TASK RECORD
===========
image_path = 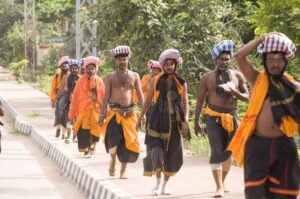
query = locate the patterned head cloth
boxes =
[111,45,131,58]
[158,49,183,66]
[58,56,70,66]
[83,56,100,69]
[147,60,162,70]
[211,40,234,61]
[68,59,83,68]
[257,33,296,60]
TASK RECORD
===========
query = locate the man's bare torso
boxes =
[107,70,137,106]
[205,69,240,110]
[252,73,284,137]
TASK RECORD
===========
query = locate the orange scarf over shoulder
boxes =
[228,71,298,166]
[49,73,62,101]
[68,74,105,120]
[133,75,151,103]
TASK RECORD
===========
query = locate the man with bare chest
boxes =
[228,33,300,199]
[194,40,249,198]
[99,45,144,179]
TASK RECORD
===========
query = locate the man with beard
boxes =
[228,33,300,199]
[194,40,249,198]
[137,49,189,195]
[99,45,144,179]
[50,55,69,138]
[55,59,82,143]
[69,56,105,157]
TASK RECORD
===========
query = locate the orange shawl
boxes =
[133,75,151,103]
[228,71,298,166]
[68,74,105,120]
[49,73,62,101]
[73,108,102,137]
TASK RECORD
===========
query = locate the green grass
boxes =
[26,111,40,118]
[11,130,23,136]
[184,99,211,157]
[37,75,52,95]
[183,133,211,157]
[183,119,211,157]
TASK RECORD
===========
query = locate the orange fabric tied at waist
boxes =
[73,107,102,137]
[49,73,62,101]
[100,110,140,153]
[205,106,234,133]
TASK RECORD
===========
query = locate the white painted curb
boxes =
[0,95,134,199]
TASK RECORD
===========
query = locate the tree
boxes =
[92,0,246,94]
[0,1,23,65]
[246,0,300,80]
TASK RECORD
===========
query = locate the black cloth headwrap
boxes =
[267,74,300,126]
[67,73,80,96]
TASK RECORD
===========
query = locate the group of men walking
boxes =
[49,32,300,199]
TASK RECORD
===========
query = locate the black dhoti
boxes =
[77,126,99,152]
[204,104,239,164]
[143,114,183,176]
[54,92,70,128]
[105,116,139,163]
[244,133,300,199]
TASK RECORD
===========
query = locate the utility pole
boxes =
[24,0,36,70]
[76,0,97,59]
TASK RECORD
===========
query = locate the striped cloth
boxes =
[111,45,131,57]
[158,49,183,66]
[257,33,296,60]
[68,59,83,68]
[211,40,234,61]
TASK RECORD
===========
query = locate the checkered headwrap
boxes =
[158,49,183,66]
[211,40,234,61]
[257,33,296,60]
[68,59,83,68]
[111,45,131,58]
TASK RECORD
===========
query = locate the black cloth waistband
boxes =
[253,131,286,139]
[109,103,134,111]
[208,103,236,114]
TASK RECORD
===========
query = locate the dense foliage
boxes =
[1,0,299,87]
